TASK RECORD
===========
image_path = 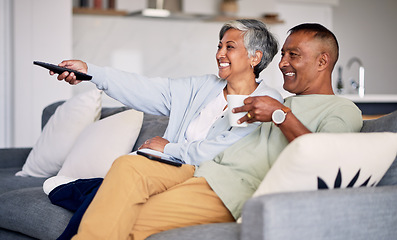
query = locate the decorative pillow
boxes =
[16,89,102,177]
[56,109,143,179]
[252,132,397,197]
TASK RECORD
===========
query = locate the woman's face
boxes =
[216,29,253,81]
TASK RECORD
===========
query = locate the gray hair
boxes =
[219,19,278,78]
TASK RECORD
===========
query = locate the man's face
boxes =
[279,31,322,95]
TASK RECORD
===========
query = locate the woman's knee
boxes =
[111,155,152,172]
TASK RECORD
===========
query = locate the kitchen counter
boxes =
[339,94,397,117]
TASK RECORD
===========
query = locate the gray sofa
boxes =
[0,101,396,240]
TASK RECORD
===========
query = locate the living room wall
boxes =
[0,0,72,148]
[70,1,334,105]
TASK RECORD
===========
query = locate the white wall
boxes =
[333,0,397,94]
[72,1,334,100]
[0,0,13,147]
[6,0,73,147]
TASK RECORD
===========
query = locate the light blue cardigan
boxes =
[87,63,283,165]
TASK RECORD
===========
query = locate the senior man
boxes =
[194,22,363,221]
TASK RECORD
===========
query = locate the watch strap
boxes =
[281,106,291,114]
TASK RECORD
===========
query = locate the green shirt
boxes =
[194,95,363,219]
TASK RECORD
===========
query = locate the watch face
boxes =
[272,109,286,125]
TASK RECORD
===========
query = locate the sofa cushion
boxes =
[252,132,397,197]
[16,89,102,178]
[361,110,397,186]
[57,109,143,179]
[0,187,72,240]
[0,168,45,195]
[0,228,34,240]
[379,155,397,186]
[146,222,240,240]
[42,109,144,194]
[42,101,130,130]
[0,148,32,169]
[41,101,169,153]
[132,113,169,152]
[361,110,397,133]
[41,101,64,130]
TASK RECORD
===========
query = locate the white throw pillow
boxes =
[56,109,143,180]
[253,132,397,197]
[16,89,102,177]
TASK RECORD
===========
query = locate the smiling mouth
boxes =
[284,72,295,77]
[219,62,230,68]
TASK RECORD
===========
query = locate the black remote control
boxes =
[33,61,92,81]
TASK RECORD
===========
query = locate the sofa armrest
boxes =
[0,148,32,168]
[241,186,397,240]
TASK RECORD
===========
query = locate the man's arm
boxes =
[276,111,311,142]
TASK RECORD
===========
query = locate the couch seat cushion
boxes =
[0,187,72,239]
[0,168,46,195]
[0,228,34,240]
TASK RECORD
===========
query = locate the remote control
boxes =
[33,61,92,80]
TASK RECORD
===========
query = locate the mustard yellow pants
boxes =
[72,155,234,240]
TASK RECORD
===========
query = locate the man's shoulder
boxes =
[288,94,362,132]
[286,94,362,124]
[287,94,357,107]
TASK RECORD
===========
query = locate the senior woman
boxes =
[54,20,281,165]
[53,19,281,240]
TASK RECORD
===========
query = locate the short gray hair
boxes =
[219,19,278,78]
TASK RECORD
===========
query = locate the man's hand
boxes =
[49,60,87,85]
[232,96,284,124]
[138,136,170,153]
[234,95,311,142]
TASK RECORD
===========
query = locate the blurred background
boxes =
[1,0,396,148]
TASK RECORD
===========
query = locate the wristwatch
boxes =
[272,107,291,125]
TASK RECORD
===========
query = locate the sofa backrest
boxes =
[42,102,396,185]
[41,101,169,153]
[361,110,397,186]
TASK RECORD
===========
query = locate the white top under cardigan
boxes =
[185,90,227,142]
[87,63,283,165]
